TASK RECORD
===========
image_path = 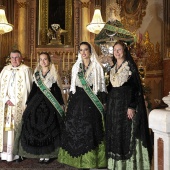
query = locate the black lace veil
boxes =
[126,44,153,162]
[112,41,153,162]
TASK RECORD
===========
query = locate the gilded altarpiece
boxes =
[26,0,81,79]
[143,32,163,109]
[38,0,73,46]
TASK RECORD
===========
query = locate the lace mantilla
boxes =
[33,70,55,89]
[75,63,94,88]
[70,43,107,95]
[110,61,132,87]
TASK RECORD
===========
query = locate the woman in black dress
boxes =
[14,52,65,163]
[58,42,107,169]
[106,41,152,169]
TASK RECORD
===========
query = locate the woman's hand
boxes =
[6,100,14,106]
[127,108,135,119]
[103,103,107,111]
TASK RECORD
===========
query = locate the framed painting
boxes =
[120,0,148,32]
[37,0,73,46]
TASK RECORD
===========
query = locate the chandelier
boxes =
[86,5,105,34]
[0,6,13,34]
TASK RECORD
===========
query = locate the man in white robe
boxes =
[0,50,32,162]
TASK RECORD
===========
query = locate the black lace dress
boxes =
[58,86,107,168]
[106,61,152,170]
[13,81,64,158]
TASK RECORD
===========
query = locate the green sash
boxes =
[35,71,65,118]
[78,71,105,130]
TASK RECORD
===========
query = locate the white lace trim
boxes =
[110,61,132,87]
[70,44,107,95]
[33,64,63,90]
[75,63,95,88]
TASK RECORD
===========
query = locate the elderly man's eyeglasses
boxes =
[11,56,20,60]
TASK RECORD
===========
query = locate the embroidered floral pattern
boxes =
[0,65,32,152]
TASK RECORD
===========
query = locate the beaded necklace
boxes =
[42,69,50,78]
[82,61,91,73]
[115,60,125,73]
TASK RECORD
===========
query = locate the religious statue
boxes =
[47,24,67,45]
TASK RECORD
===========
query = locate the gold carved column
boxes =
[38,0,48,45]
[17,0,27,56]
[65,0,73,45]
[74,0,81,54]
[80,0,90,42]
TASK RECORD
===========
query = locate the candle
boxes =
[37,53,39,62]
[30,53,33,68]
[73,52,75,62]
[68,52,70,71]
[63,53,65,70]
[137,32,143,43]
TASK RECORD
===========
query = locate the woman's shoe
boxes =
[44,158,50,164]
[38,158,44,163]
[15,156,24,163]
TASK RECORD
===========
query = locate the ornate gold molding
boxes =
[17,1,28,8]
[144,31,162,71]
[81,2,90,8]
[74,0,80,54]
[38,0,73,46]
[120,0,148,32]
[65,0,73,45]
[38,0,48,45]
[28,1,36,62]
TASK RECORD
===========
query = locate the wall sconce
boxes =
[86,5,105,34]
[0,5,13,34]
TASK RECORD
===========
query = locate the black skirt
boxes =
[60,86,104,157]
[20,91,63,155]
[106,85,136,161]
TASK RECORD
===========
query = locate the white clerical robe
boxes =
[0,64,32,161]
